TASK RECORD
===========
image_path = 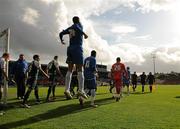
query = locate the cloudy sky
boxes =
[0,0,180,73]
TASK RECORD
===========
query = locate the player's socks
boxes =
[90,89,96,103]
[77,72,87,99]
[77,71,84,92]
[65,71,72,92]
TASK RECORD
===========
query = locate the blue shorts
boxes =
[66,45,83,64]
[84,79,96,90]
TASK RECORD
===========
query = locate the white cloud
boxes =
[1,0,180,73]
[39,0,59,5]
[136,0,176,13]
[111,25,137,34]
[134,35,152,40]
[22,8,40,26]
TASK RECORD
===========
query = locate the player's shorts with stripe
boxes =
[84,78,96,90]
[66,45,83,64]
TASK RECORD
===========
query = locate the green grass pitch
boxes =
[0,85,180,129]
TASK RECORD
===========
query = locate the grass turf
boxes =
[0,85,180,129]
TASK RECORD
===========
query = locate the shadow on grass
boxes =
[96,92,109,95]
[175,96,180,98]
[130,92,151,95]
[0,97,114,129]
[0,95,69,111]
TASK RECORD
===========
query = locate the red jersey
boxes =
[112,62,126,80]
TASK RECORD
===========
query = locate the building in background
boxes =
[9,61,110,86]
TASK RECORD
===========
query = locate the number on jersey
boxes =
[85,60,90,68]
[69,29,75,38]
[114,65,121,71]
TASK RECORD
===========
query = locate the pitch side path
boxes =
[0,85,180,129]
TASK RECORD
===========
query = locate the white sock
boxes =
[90,89,96,105]
[65,71,72,92]
[85,89,90,94]
[77,72,84,93]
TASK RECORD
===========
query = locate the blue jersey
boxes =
[59,23,84,46]
[123,70,130,84]
[84,56,96,80]
[13,59,28,76]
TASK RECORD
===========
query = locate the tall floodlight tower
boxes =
[151,53,156,75]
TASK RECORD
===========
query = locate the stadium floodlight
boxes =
[151,53,156,75]
[0,28,10,105]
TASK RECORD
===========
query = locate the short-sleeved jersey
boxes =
[84,56,96,80]
[28,60,41,77]
[47,60,59,74]
[59,23,84,46]
[112,62,126,80]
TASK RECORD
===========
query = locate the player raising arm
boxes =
[59,16,88,100]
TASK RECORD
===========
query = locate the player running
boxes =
[123,67,131,95]
[111,57,127,102]
[59,16,88,100]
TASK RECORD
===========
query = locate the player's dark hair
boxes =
[54,56,58,60]
[33,55,39,60]
[72,16,80,24]
[2,53,9,58]
[116,57,121,62]
[127,67,130,70]
[91,50,96,57]
[19,54,24,57]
